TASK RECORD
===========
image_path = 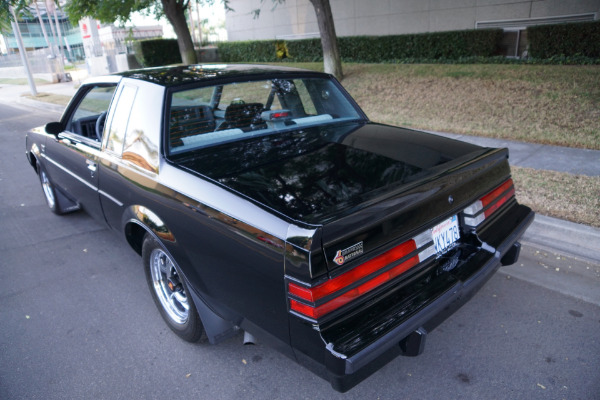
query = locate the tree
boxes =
[64,0,207,64]
[307,0,342,80]
[250,0,342,80]
[0,0,30,33]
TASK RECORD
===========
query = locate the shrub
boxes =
[528,21,600,59]
[217,25,600,65]
[217,40,280,62]
[219,29,502,63]
[133,39,182,67]
[286,38,323,61]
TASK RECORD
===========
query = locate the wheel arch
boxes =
[27,143,42,173]
[122,205,176,256]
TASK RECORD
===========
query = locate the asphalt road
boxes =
[1,101,599,400]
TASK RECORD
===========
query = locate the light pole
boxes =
[10,7,37,96]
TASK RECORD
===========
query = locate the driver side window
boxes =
[67,85,117,141]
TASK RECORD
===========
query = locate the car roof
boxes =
[113,64,329,87]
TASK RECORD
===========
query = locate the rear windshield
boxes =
[167,77,363,155]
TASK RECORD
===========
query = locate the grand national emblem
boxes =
[332,242,364,266]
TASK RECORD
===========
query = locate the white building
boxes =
[225,0,600,56]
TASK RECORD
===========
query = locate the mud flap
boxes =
[188,289,239,345]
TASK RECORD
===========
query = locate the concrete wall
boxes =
[0,66,58,83]
[225,0,600,40]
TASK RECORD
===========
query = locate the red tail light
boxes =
[288,240,419,320]
[463,178,515,227]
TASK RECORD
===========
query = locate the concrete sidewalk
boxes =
[432,131,600,177]
[2,79,599,265]
[1,80,78,114]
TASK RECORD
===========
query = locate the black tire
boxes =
[142,234,204,342]
[38,167,63,215]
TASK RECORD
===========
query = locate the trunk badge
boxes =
[333,242,364,266]
[448,195,454,204]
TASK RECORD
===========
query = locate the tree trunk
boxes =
[308,0,343,80]
[161,0,198,64]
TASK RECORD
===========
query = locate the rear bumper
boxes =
[319,205,534,392]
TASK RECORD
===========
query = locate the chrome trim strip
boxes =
[413,231,432,249]
[158,161,291,240]
[44,155,98,191]
[99,190,124,207]
[418,246,436,263]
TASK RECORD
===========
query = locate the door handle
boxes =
[86,160,97,177]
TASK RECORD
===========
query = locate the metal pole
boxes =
[44,0,61,61]
[45,0,65,80]
[56,2,74,61]
[52,4,66,71]
[10,8,37,96]
[33,1,54,56]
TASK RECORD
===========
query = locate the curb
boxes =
[521,214,600,264]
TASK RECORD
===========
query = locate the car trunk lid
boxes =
[174,121,494,228]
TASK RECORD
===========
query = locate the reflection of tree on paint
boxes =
[136,206,174,241]
[123,129,159,173]
[182,125,422,222]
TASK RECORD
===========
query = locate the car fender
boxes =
[27,143,40,170]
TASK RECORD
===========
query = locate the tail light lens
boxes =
[288,239,423,320]
[463,178,515,227]
[287,178,516,321]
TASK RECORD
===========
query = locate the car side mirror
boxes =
[45,122,63,136]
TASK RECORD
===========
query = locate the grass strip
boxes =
[0,77,50,85]
[23,92,72,106]
[277,62,600,150]
[512,166,600,228]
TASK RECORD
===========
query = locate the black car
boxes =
[25,64,534,392]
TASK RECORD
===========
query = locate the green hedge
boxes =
[286,38,322,61]
[218,40,280,62]
[133,39,182,67]
[528,21,600,59]
[339,29,502,62]
[219,28,503,63]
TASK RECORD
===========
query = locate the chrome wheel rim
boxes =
[149,248,189,325]
[40,171,55,209]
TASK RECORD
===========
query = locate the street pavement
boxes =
[0,85,599,399]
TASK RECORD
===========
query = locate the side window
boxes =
[105,84,138,155]
[67,85,116,141]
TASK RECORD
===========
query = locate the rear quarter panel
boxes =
[97,78,296,349]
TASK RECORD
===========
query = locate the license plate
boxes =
[431,215,460,255]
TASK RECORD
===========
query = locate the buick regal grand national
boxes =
[25,64,534,392]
